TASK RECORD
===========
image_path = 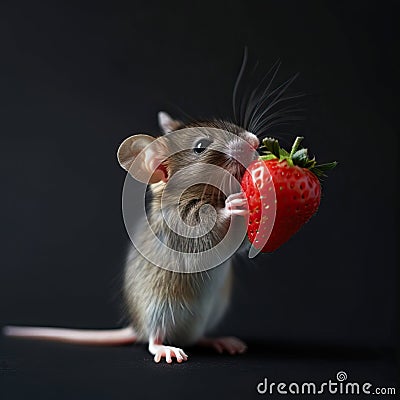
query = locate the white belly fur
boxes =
[161,260,233,346]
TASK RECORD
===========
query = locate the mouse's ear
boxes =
[117,134,168,184]
[158,111,182,134]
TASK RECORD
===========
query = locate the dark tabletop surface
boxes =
[0,337,397,400]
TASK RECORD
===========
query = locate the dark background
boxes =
[0,0,397,399]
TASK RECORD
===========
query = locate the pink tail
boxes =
[3,325,137,346]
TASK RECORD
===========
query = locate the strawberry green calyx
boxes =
[259,136,337,179]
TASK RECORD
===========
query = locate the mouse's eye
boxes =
[193,138,212,154]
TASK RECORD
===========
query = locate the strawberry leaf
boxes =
[310,162,338,178]
[305,157,316,169]
[314,162,338,171]
[259,136,337,181]
[260,154,279,161]
[289,136,304,158]
[279,147,290,158]
[292,148,309,167]
[261,137,281,159]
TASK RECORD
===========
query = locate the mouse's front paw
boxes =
[152,344,188,364]
[224,192,248,216]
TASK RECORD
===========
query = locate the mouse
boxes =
[3,111,261,363]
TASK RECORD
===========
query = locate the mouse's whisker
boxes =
[253,73,299,115]
[256,116,306,136]
[233,47,248,124]
[244,59,281,129]
[251,94,305,134]
[239,59,263,128]
[252,106,305,135]
[248,73,299,133]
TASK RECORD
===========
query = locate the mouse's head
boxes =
[117,112,259,195]
[118,113,263,270]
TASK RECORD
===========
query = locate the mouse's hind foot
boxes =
[148,336,188,363]
[198,336,247,354]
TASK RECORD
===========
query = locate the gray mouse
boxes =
[4,112,260,363]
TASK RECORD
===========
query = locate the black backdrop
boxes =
[0,1,397,399]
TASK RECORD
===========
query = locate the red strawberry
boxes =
[241,137,336,252]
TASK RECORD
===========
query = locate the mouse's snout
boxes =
[226,141,248,158]
[243,131,260,150]
[226,138,258,168]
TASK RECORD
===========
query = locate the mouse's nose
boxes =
[244,131,260,149]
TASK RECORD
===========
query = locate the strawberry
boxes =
[241,136,336,252]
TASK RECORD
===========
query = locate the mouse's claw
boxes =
[153,345,188,363]
[149,338,188,364]
[225,192,249,217]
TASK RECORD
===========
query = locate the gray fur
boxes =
[122,119,255,346]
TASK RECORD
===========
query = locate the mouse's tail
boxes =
[2,325,137,346]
